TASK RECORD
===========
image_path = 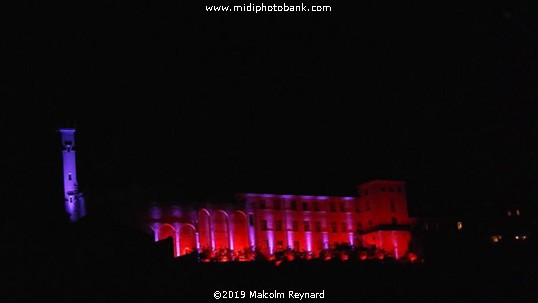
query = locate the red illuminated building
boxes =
[148,180,415,260]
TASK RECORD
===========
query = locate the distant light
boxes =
[507,210,512,217]
[457,221,463,230]
[516,209,520,216]
[515,235,519,240]
[491,235,502,243]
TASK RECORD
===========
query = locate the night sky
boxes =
[2,1,538,222]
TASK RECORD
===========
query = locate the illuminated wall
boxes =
[149,180,414,260]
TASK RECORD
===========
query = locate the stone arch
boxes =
[213,210,229,250]
[158,223,176,257]
[231,211,249,252]
[180,223,197,256]
[198,209,212,250]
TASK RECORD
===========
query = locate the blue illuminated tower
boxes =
[60,128,86,222]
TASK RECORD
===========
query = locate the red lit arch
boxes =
[180,224,197,256]
[231,211,249,252]
[213,210,229,250]
[198,209,211,250]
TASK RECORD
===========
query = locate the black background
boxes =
[2,0,538,222]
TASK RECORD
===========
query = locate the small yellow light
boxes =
[515,235,519,240]
[516,209,520,216]
[457,222,463,230]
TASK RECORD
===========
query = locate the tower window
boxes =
[302,202,308,211]
[261,220,268,231]
[275,220,282,231]
[292,221,298,232]
[249,214,254,226]
[290,200,297,210]
[339,202,346,212]
[313,201,320,211]
[68,173,72,181]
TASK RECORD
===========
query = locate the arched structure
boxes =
[213,210,229,250]
[230,211,249,252]
[148,180,415,261]
[180,224,197,255]
[198,209,212,250]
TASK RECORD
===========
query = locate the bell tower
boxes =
[60,128,86,222]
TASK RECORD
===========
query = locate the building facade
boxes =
[148,180,414,260]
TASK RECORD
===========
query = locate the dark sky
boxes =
[2,1,538,220]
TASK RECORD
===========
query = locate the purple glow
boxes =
[150,207,162,220]
[211,228,216,250]
[305,232,312,252]
[322,232,329,249]
[174,224,181,257]
[171,206,181,217]
[60,128,86,222]
[267,230,274,254]
[392,231,400,259]
[195,232,201,250]
[348,233,354,245]
[152,223,161,241]
[229,227,235,251]
[287,231,294,248]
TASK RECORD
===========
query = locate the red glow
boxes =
[151,180,415,262]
